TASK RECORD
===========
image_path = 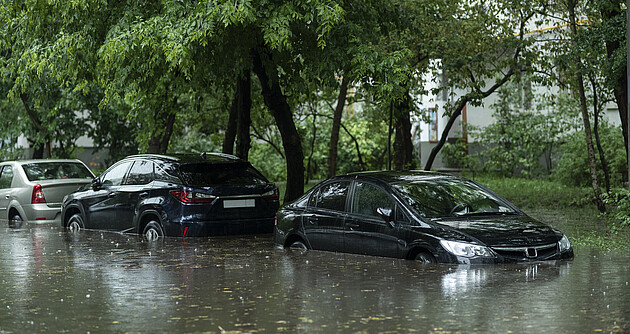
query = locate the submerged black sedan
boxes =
[273,171,573,264]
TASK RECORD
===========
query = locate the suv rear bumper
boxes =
[165,217,275,237]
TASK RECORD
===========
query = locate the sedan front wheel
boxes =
[67,214,84,232]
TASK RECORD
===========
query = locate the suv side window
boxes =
[0,166,13,189]
[124,160,154,185]
[101,162,133,187]
[155,164,181,183]
[351,181,395,218]
[312,181,350,212]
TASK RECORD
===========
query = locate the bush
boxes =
[553,122,627,188]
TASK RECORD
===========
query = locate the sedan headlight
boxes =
[558,235,571,252]
[440,240,495,258]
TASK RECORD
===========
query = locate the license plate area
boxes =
[223,199,256,208]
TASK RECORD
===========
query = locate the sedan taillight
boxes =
[170,190,216,203]
[31,184,46,204]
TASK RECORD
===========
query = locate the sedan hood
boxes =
[435,214,559,247]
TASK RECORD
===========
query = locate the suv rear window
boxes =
[179,162,268,187]
[23,162,94,181]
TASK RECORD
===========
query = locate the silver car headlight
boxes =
[440,240,495,258]
[558,235,571,252]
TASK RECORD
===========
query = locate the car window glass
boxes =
[313,181,349,212]
[101,162,132,187]
[396,205,409,223]
[352,181,395,218]
[22,162,93,181]
[0,166,13,189]
[155,164,180,183]
[124,160,154,185]
[179,162,268,186]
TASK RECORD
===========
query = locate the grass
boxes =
[470,175,630,251]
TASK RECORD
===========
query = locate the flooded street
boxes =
[1,222,629,333]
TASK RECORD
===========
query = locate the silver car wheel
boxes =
[68,221,82,232]
[67,214,84,232]
[145,228,160,241]
[143,221,164,241]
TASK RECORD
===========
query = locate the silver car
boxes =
[0,159,94,224]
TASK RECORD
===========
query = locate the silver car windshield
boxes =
[23,162,93,181]
[392,178,517,219]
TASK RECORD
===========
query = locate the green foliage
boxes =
[554,121,627,188]
[455,83,580,177]
[602,189,630,229]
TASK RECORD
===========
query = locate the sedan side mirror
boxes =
[376,207,395,228]
[91,177,102,190]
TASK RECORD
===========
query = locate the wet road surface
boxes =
[0,222,629,333]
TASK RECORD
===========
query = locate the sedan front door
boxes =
[345,181,401,258]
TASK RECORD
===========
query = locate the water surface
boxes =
[0,222,628,333]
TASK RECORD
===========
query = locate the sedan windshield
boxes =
[392,177,517,219]
[23,162,94,181]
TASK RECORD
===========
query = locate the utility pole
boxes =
[627,0,630,191]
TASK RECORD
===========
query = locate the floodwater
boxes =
[0,222,628,333]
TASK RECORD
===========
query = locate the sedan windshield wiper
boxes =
[457,211,519,217]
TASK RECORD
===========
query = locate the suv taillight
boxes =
[31,184,46,204]
[170,190,216,203]
[262,188,279,201]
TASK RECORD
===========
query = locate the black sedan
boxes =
[62,153,279,239]
[273,171,574,264]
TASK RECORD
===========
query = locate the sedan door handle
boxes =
[108,192,117,198]
[346,222,360,229]
[139,192,149,199]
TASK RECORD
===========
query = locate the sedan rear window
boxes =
[179,162,268,187]
[23,162,94,181]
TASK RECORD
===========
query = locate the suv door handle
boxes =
[108,192,117,198]
[139,192,149,199]
[306,216,319,224]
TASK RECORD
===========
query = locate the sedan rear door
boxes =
[302,180,350,252]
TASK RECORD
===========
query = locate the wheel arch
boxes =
[283,232,310,249]
[62,204,85,228]
[8,205,26,221]
[137,209,163,235]
[406,243,438,260]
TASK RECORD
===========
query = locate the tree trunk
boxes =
[393,91,415,170]
[569,0,606,212]
[600,0,628,154]
[591,76,611,193]
[235,70,252,160]
[148,89,176,154]
[424,68,515,170]
[252,48,304,203]
[327,76,349,177]
[223,93,238,155]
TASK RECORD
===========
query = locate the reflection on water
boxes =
[0,221,628,333]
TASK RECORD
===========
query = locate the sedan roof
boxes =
[343,170,456,184]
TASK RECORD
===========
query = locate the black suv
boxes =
[61,153,279,239]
